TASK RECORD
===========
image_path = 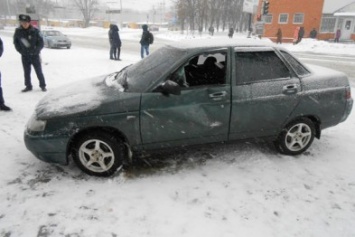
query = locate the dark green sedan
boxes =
[24,39,353,176]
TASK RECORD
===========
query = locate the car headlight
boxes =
[27,114,47,132]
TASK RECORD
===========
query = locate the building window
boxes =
[320,17,336,33]
[263,14,272,24]
[293,13,304,24]
[279,14,288,24]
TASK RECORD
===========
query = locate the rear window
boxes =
[280,51,310,76]
[235,51,290,84]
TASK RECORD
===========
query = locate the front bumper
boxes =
[24,131,70,165]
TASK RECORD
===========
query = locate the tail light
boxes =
[346,86,351,100]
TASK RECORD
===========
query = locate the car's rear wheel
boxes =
[274,118,315,155]
[72,131,124,177]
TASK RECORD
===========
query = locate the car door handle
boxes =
[209,91,227,99]
[283,84,298,95]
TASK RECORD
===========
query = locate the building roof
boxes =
[323,0,355,14]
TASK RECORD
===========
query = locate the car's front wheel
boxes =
[72,131,124,177]
[274,118,316,155]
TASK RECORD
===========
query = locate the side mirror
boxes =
[153,80,181,96]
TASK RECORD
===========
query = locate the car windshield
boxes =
[46,31,63,36]
[117,46,187,92]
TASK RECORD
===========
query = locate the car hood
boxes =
[35,75,141,120]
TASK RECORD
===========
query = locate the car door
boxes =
[140,50,231,150]
[229,47,301,140]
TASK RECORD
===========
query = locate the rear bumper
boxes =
[341,98,353,122]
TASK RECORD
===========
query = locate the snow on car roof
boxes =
[168,38,275,50]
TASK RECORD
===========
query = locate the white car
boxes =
[42,30,71,49]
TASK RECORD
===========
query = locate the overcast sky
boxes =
[103,0,174,12]
[323,0,355,13]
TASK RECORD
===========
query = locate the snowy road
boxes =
[294,52,355,85]
[0,30,354,237]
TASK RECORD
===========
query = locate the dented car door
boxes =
[140,50,231,149]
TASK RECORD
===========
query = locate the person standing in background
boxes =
[335,29,341,43]
[0,36,11,111]
[109,24,122,60]
[228,28,234,38]
[309,28,317,39]
[293,26,300,45]
[296,26,305,44]
[108,24,114,60]
[13,14,47,92]
[276,28,282,44]
[140,24,150,59]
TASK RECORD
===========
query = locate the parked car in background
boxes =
[149,25,159,31]
[42,30,71,49]
[24,39,353,177]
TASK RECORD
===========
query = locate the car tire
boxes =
[67,46,71,49]
[72,131,125,177]
[274,118,315,155]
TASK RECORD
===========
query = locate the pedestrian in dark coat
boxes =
[335,29,341,43]
[296,26,305,44]
[109,24,122,60]
[0,36,11,111]
[309,28,317,39]
[208,26,214,36]
[13,14,46,92]
[108,24,114,60]
[228,28,234,38]
[276,28,282,44]
[140,24,151,58]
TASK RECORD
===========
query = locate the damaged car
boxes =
[24,39,353,176]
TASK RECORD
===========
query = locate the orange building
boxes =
[256,0,355,42]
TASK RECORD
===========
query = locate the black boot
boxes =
[21,87,32,92]
[0,104,11,111]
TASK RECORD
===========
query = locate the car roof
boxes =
[167,38,276,50]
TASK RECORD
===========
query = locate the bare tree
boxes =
[73,0,98,28]
[175,0,187,32]
[5,0,55,17]
[174,0,249,33]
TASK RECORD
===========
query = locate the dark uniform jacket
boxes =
[0,37,3,57]
[13,25,44,56]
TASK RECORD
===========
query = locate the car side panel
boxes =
[288,85,348,130]
[286,65,352,130]
[140,86,231,150]
[229,77,301,140]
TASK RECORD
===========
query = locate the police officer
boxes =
[13,14,47,92]
[0,36,11,111]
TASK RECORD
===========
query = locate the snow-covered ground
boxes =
[0,27,354,237]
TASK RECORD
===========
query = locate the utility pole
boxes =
[6,0,11,24]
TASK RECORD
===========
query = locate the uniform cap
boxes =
[19,14,31,22]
